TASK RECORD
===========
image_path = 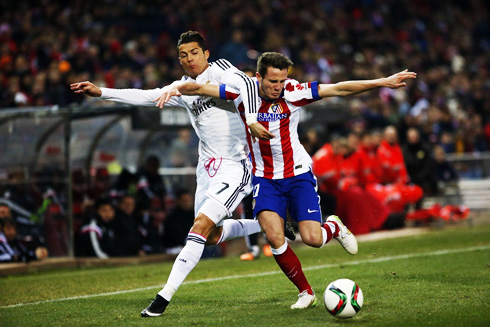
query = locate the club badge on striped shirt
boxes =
[270,102,284,114]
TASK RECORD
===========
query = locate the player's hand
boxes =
[153,85,182,108]
[70,81,102,97]
[35,247,49,260]
[384,69,417,89]
[249,122,275,143]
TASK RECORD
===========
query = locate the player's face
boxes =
[178,42,210,78]
[257,67,288,101]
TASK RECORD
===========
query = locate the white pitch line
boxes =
[2,244,489,309]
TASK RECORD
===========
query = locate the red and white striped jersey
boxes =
[220,79,321,179]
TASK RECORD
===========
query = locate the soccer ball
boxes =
[323,278,363,319]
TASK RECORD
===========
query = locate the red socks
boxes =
[273,245,313,295]
[321,221,340,245]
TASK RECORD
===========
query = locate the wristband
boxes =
[246,116,258,126]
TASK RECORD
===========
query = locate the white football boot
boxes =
[326,215,358,255]
[290,290,317,309]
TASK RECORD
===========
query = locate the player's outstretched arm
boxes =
[72,81,173,107]
[70,81,102,97]
[318,69,416,98]
[153,82,220,108]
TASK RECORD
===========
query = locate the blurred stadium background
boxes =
[0,0,489,266]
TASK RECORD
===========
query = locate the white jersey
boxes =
[100,59,258,162]
[220,78,321,179]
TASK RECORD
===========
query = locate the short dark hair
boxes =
[257,52,293,78]
[95,198,112,210]
[175,188,190,199]
[1,217,16,229]
[177,31,207,52]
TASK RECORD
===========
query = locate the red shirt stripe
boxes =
[279,100,294,178]
[258,120,274,178]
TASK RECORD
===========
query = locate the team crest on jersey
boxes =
[270,102,284,114]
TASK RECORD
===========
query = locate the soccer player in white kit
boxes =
[156,52,416,309]
[71,31,274,317]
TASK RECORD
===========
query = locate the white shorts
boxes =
[195,157,252,225]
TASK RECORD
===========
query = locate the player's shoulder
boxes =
[210,58,236,71]
[283,78,307,92]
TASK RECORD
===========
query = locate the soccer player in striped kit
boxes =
[71,31,275,317]
[156,52,416,309]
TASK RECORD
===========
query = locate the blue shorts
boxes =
[252,170,322,223]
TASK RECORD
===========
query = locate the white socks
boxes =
[157,219,262,302]
[217,219,262,244]
[270,241,288,255]
[158,232,206,301]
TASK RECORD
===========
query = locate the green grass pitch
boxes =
[1,224,489,326]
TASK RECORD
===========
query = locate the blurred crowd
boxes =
[1,0,489,154]
[310,125,469,235]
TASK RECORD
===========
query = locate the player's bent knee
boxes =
[206,226,223,245]
[301,233,323,248]
[190,213,217,238]
[265,231,285,249]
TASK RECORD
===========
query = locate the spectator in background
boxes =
[300,128,322,157]
[2,170,46,241]
[366,126,423,214]
[113,168,138,197]
[439,131,456,153]
[314,136,390,235]
[3,170,37,216]
[356,131,382,186]
[114,194,144,256]
[0,203,12,221]
[80,198,120,258]
[169,128,198,167]
[138,206,166,254]
[433,145,459,185]
[0,215,48,263]
[162,189,194,255]
[219,30,252,67]
[91,167,112,200]
[377,126,409,185]
[344,99,368,136]
[0,218,16,262]
[136,155,167,219]
[402,128,437,196]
